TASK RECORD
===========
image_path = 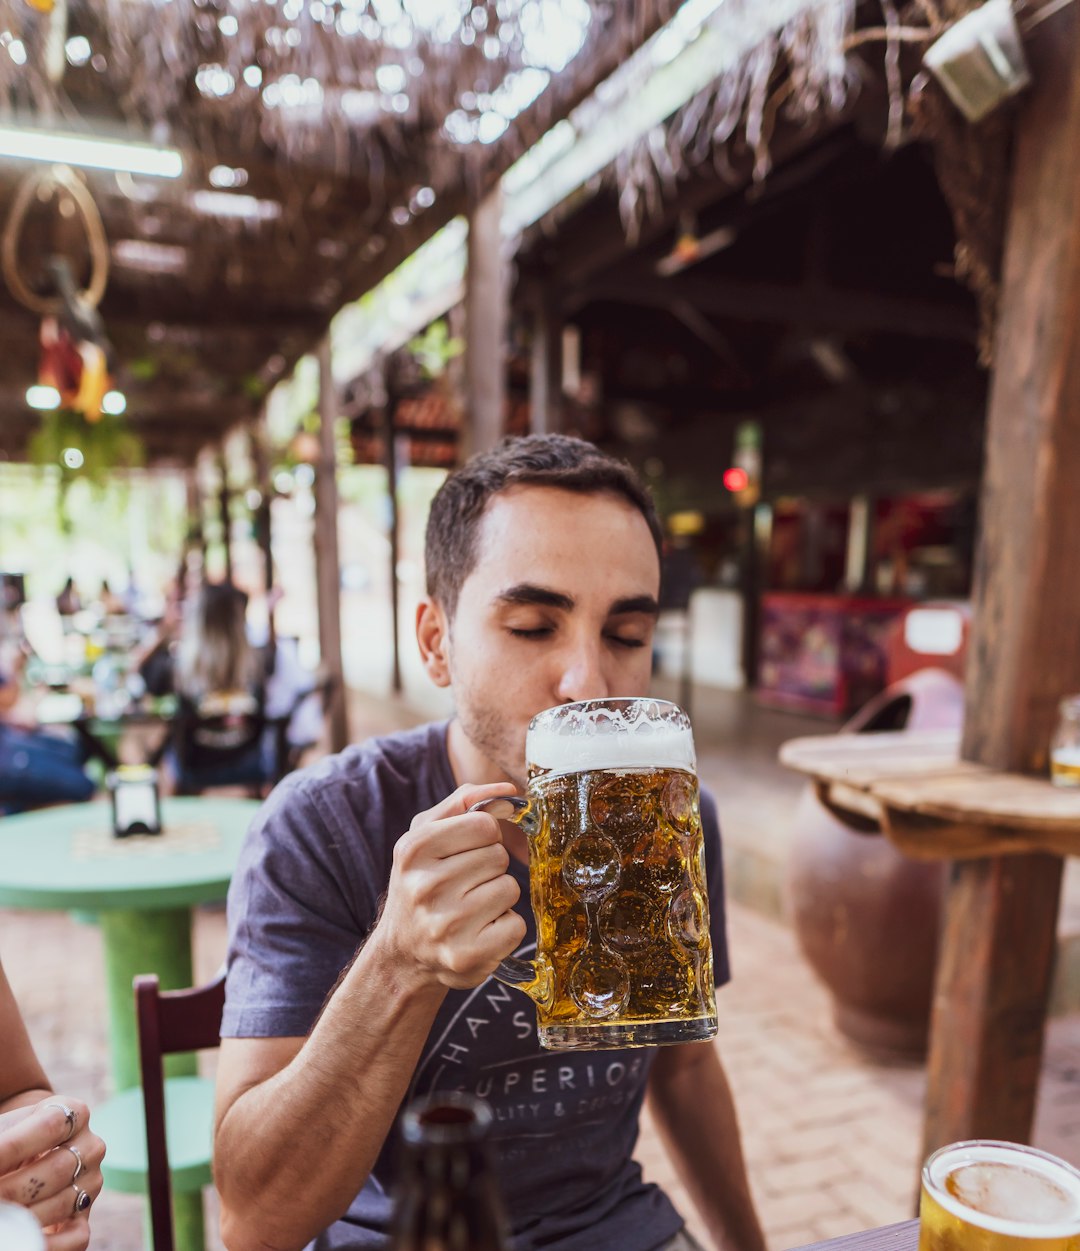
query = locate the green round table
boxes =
[0,795,259,1251]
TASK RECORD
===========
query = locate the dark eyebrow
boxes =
[496,584,575,611]
[609,595,660,618]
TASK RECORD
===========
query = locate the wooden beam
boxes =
[217,451,234,585]
[382,374,403,697]
[571,275,977,343]
[923,7,1080,1162]
[463,184,507,459]
[248,413,274,608]
[314,337,349,753]
[529,283,562,435]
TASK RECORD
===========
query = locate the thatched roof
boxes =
[0,0,686,464]
[0,0,1031,468]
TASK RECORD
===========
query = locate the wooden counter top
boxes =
[779,730,1080,859]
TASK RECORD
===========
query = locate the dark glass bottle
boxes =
[390,1092,511,1251]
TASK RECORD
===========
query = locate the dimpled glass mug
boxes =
[471,697,718,1051]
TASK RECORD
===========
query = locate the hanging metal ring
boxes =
[1,163,110,316]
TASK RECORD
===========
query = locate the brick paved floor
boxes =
[5,685,1080,1250]
[6,897,1080,1251]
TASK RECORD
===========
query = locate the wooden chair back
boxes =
[135,971,226,1251]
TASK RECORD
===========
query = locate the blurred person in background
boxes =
[0,619,94,815]
[54,579,80,621]
[164,581,267,793]
[0,956,105,1250]
[150,579,322,791]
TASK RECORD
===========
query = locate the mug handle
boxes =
[469,795,553,1007]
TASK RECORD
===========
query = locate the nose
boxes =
[554,638,609,705]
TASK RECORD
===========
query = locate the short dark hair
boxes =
[425,434,663,619]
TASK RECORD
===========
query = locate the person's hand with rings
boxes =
[0,1097,105,1251]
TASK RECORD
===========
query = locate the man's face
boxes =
[437,484,661,787]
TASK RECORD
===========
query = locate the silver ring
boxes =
[66,1144,83,1182]
[44,1102,77,1142]
[71,1184,92,1215]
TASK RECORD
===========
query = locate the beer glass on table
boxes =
[919,1140,1080,1251]
[1051,696,1080,788]
[473,697,718,1051]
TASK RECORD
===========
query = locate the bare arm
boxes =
[647,1042,767,1251]
[0,959,51,1112]
[214,781,525,1251]
[0,962,106,1251]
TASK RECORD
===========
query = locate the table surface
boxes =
[0,796,261,910]
[796,1221,917,1251]
[780,730,1080,855]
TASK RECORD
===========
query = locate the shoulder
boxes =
[254,720,453,844]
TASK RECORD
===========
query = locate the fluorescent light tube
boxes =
[0,127,183,178]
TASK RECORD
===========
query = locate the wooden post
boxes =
[248,415,274,602]
[463,185,507,460]
[314,337,350,752]
[529,285,562,435]
[248,414,276,652]
[922,8,1080,1161]
[382,363,403,696]
[217,451,233,585]
[182,467,205,590]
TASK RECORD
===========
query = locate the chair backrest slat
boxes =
[135,971,226,1251]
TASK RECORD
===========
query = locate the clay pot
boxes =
[786,669,962,1061]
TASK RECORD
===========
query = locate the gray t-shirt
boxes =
[224,721,731,1251]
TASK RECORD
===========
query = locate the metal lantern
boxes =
[107,765,162,838]
[923,0,1031,124]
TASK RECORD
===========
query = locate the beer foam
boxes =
[527,700,695,775]
[926,1143,1080,1238]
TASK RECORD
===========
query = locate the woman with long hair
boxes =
[167,582,267,794]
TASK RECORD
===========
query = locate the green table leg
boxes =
[98,908,204,1251]
[99,907,198,1089]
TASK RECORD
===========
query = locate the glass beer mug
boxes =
[472,697,718,1051]
[919,1140,1080,1251]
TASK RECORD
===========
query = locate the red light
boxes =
[723,467,749,492]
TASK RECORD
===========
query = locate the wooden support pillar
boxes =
[183,466,205,590]
[314,338,350,752]
[217,451,233,585]
[529,285,562,435]
[248,414,275,650]
[922,8,1080,1162]
[463,185,507,460]
[381,373,403,696]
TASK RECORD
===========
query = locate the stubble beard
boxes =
[453,698,528,788]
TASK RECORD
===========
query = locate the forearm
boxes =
[215,928,447,1251]
[647,1047,766,1251]
[1,963,53,1112]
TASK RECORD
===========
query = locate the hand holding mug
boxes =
[378,782,526,992]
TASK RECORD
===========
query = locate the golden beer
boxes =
[524,762,717,1049]
[919,1141,1080,1251]
[1051,749,1080,788]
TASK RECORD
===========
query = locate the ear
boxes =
[416,597,451,688]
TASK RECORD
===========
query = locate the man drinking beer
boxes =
[214,434,766,1251]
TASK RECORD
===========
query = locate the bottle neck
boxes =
[391,1103,509,1251]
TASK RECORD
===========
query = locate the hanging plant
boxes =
[29,407,144,490]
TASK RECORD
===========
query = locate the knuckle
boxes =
[393,831,419,865]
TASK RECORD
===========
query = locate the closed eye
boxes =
[508,627,553,639]
[607,634,647,649]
